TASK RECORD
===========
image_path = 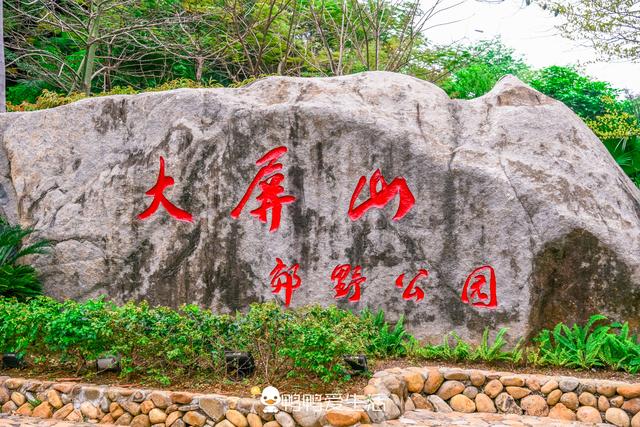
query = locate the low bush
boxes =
[1,297,638,386]
[0,297,408,383]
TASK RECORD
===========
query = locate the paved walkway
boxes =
[0,414,111,427]
[383,409,614,427]
[1,410,616,427]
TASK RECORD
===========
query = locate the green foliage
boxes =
[533,315,640,374]
[529,66,619,120]
[439,39,531,99]
[0,217,50,300]
[0,298,408,383]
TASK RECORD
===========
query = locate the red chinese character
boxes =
[461,265,497,308]
[269,258,301,307]
[331,264,366,302]
[138,156,193,223]
[348,169,415,221]
[231,146,296,232]
[395,269,428,302]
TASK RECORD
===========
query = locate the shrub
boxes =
[0,217,50,300]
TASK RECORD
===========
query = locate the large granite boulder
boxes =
[1,72,639,340]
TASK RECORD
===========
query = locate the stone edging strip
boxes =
[0,367,639,426]
[366,366,640,426]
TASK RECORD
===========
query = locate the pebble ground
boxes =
[383,409,616,426]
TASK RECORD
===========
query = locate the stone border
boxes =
[1,367,639,427]
[365,366,640,427]
[0,376,373,427]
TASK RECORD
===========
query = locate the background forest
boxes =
[3,0,640,186]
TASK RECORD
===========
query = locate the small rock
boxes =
[183,411,207,427]
[247,413,263,427]
[631,412,640,427]
[274,411,295,427]
[506,387,531,399]
[520,395,548,417]
[325,407,361,426]
[404,398,415,412]
[4,379,24,389]
[559,378,580,392]
[612,396,625,408]
[427,395,452,413]
[0,388,8,405]
[66,409,83,422]
[437,381,465,401]
[470,371,486,387]
[46,390,63,409]
[618,385,640,399]
[599,395,611,411]
[402,371,425,393]
[526,376,543,392]
[423,369,444,394]
[598,383,619,397]
[226,409,249,427]
[450,395,475,413]
[576,406,602,424]
[463,386,478,399]
[115,413,134,425]
[263,422,280,427]
[444,369,469,381]
[578,392,597,407]
[606,407,631,427]
[123,401,142,416]
[10,392,26,406]
[131,414,151,427]
[541,379,559,395]
[547,389,562,406]
[475,393,496,413]
[215,421,235,427]
[100,414,115,424]
[131,391,146,402]
[172,392,195,405]
[165,411,183,427]
[52,403,74,420]
[141,400,156,414]
[483,379,503,399]
[111,402,125,420]
[32,401,53,418]
[411,393,433,410]
[172,420,187,427]
[178,405,200,412]
[622,398,640,415]
[2,401,18,413]
[560,392,579,410]
[495,392,522,415]
[500,376,525,387]
[149,408,167,424]
[548,403,576,421]
[199,397,226,422]
[149,392,171,409]
[81,402,99,419]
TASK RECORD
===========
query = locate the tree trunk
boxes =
[82,6,100,96]
[195,57,204,83]
[0,0,6,113]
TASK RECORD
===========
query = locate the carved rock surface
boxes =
[2,72,640,339]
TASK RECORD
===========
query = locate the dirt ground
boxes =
[1,357,638,397]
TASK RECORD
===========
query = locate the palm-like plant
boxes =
[0,217,50,300]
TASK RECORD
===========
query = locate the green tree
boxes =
[438,39,531,99]
[0,217,50,300]
[541,0,640,61]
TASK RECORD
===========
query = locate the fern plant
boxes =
[470,328,523,363]
[0,217,50,300]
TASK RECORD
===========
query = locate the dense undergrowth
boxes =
[0,297,638,386]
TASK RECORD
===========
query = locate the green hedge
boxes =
[0,297,409,384]
[1,297,638,386]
